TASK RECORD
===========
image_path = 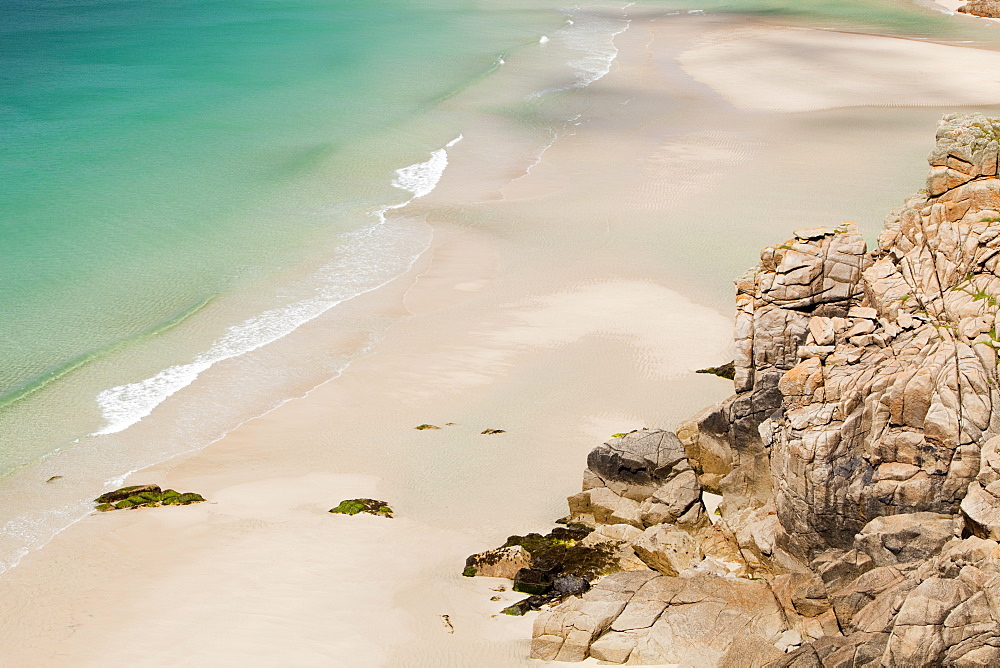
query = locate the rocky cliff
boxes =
[465,114,1000,666]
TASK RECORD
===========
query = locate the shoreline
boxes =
[4,6,1000,666]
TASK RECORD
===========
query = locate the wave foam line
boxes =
[94,136,463,436]
[528,7,631,100]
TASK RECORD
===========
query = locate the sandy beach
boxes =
[3,6,1000,667]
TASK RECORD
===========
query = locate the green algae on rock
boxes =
[329,498,393,518]
[94,484,205,511]
[464,525,618,615]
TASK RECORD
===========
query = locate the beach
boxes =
[4,4,1000,666]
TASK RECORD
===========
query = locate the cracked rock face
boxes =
[766,114,1000,562]
[568,429,708,529]
[518,114,1000,666]
[532,571,788,666]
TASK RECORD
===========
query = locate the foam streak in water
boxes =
[528,7,630,100]
[94,137,463,435]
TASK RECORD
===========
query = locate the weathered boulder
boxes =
[958,1,1000,20]
[535,571,789,665]
[93,484,205,511]
[463,545,531,579]
[587,429,690,493]
[569,429,707,529]
[94,484,161,504]
[531,570,658,662]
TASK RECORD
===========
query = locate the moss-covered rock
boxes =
[94,484,161,505]
[502,595,548,616]
[94,485,206,512]
[329,498,393,518]
[414,424,440,430]
[465,524,617,612]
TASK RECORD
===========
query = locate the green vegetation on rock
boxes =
[329,498,393,518]
[94,484,206,512]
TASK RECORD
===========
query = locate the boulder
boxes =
[463,545,531,579]
[569,429,707,530]
[587,430,690,489]
[958,1,1000,20]
[533,572,789,665]
[94,484,162,505]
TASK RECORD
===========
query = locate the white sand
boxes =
[4,9,1000,668]
[679,25,1000,111]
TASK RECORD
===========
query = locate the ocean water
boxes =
[1,0,997,575]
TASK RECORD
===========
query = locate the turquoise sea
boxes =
[0,0,638,572]
[1,0,998,572]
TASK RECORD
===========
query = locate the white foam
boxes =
[540,35,549,44]
[527,8,630,100]
[94,137,463,435]
[562,12,631,88]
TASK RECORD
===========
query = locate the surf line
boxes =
[92,136,464,436]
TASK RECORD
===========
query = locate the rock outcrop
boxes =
[957,0,1000,18]
[471,114,1000,666]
